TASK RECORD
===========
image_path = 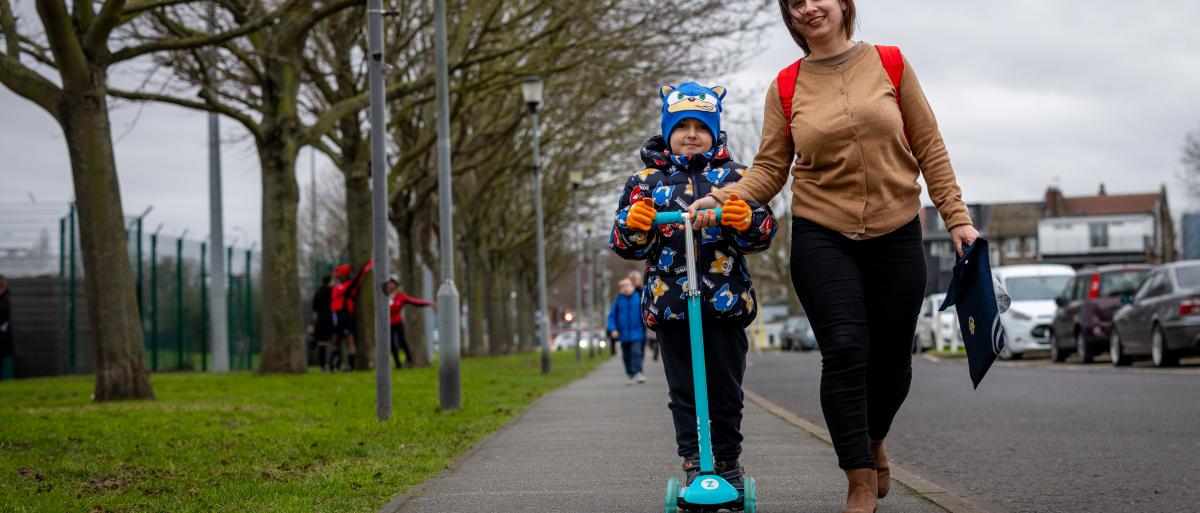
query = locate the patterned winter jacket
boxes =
[610,134,777,329]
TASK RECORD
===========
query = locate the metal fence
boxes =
[46,204,262,375]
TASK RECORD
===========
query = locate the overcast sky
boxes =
[3,1,1200,249]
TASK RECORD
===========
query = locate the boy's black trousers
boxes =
[656,318,748,462]
[790,216,927,470]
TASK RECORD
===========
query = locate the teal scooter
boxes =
[653,208,757,513]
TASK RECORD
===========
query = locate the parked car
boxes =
[1111,261,1200,367]
[992,265,1075,359]
[782,315,817,351]
[1050,265,1151,363]
[551,329,606,352]
[915,293,962,353]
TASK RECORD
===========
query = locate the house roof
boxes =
[1057,193,1161,217]
[985,202,1042,238]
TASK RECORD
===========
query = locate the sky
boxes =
[3,1,1200,252]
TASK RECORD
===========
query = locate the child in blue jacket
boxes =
[609,82,777,495]
[608,277,646,385]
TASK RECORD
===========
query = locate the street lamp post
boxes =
[434,0,462,409]
[367,0,392,420]
[569,170,583,362]
[583,220,594,359]
[522,76,552,375]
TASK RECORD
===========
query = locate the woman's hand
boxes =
[950,224,980,257]
[688,196,721,229]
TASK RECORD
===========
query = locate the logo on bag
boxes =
[968,316,976,335]
[701,478,719,490]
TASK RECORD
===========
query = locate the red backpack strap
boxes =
[874,45,910,147]
[776,59,802,140]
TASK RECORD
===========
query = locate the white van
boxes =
[992,264,1076,359]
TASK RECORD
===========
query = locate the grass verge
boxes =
[0,351,603,512]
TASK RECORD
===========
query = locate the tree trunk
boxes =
[62,66,154,401]
[516,277,536,352]
[345,165,375,370]
[464,238,487,357]
[255,129,305,373]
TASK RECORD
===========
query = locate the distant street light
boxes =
[523,76,551,375]
[569,170,584,362]
[583,219,595,359]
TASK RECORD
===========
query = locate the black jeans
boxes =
[390,323,412,369]
[657,319,748,461]
[790,216,927,470]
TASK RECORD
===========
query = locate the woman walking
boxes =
[692,1,979,511]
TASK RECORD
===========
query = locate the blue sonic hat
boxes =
[660,82,726,151]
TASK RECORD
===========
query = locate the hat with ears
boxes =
[659,82,726,151]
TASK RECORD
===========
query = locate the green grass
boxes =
[0,352,603,512]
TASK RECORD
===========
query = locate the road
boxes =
[744,350,1200,513]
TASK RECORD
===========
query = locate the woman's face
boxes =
[385,281,397,295]
[788,0,847,44]
[668,118,714,157]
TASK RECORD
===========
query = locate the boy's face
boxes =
[618,279,634,296]
[669,118,714,157]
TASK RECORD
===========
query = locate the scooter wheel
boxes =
[743,476,757,513]
[663,476,680,513]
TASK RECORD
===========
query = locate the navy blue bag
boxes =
[938,238,1007,388]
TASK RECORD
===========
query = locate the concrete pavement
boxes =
[382,355,953,513]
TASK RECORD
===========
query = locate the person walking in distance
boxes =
[330,260,372,371]
[608,278,646,385]
[310,275,334,371]
[384,276,434,369]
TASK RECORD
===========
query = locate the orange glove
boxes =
[626,198,656,232]
[720,193,752,233]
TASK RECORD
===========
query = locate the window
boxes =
[1133,272,1157,302]
[1073,276,1088,301]
[1024,237,1038,257]
[1175,265,1200,289]
[1100,270,1149,297]
[1089,222,1109,248]
[1006,275,1073,301]
[1004,238,1021,258]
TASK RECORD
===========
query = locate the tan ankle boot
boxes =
[842,468,878,513]
[870,439,890,498]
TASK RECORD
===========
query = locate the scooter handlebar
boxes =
[652,208,721,226]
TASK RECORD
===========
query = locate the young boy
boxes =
[607,278,646,385]
[609,82,777,494]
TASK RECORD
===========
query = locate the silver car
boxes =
[1110,261,1200,367]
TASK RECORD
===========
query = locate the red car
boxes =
[1051,265,1151,363]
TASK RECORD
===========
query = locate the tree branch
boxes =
[36,0,89,84]
[111,5,281,63]
[280,0,363,48]
[110,87,262,141]
[0,51,63,121]
[83,0,126,53]
[0,0,18,56]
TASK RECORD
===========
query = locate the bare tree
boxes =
[0,0,278,399]
[112,0,364,373]
[1183,126,1200,203]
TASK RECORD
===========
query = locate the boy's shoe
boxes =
[681,455,701,486]
[626,376,635,386]
[635,372,646,384]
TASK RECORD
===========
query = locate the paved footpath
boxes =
[382,355,954,513]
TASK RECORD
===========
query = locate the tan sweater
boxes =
[711,42,972,237]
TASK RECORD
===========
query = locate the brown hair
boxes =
[777,0,857,55]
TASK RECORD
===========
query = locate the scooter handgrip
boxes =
[652,208,722,226]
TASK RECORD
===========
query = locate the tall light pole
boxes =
[583,220,595,359]
[522,76,551,375]
[569,171,583,362]
[434,0,462,409]
[206,1,228,373]
[367,0,392,421]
